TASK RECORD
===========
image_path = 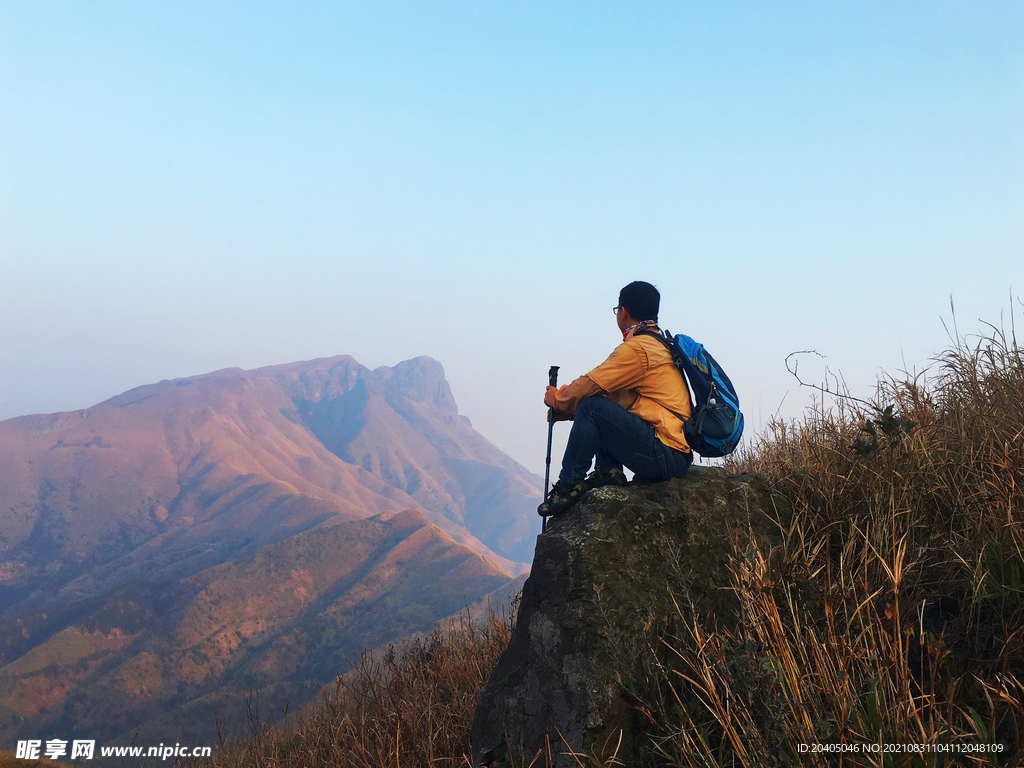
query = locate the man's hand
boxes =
[544,385,569,409]
[544,386,573,421]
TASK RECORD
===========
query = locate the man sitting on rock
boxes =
[538,280,693,518]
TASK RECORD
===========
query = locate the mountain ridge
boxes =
[1,352,542,742]
[0,353,539,621]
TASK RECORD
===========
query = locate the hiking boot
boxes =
[537,481,585,518]
[583,465,628,491]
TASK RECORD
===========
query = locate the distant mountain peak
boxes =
[379,356,458,415]
[1,353,539,616]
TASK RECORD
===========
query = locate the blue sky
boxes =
[1,1,1021,475]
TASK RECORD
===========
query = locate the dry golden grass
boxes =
[194,604,513,768]
[0,754,69,768]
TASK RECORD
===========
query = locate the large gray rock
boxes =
[470,467,790,767]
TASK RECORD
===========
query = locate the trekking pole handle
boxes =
[548,366,559,388]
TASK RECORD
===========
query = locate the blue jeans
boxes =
[558,396,693,485]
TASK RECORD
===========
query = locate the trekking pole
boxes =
[542,365,559,534]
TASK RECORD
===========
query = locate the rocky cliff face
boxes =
[470,468,790,767]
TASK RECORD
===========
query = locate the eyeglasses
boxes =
[612,306,621,315]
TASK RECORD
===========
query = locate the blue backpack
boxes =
[637,329,744,458]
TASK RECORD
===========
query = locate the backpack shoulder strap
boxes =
[633,328,692,426]
[634,327,673,353]
[634,327,667,342]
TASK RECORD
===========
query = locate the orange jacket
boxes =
[551,326,692,453]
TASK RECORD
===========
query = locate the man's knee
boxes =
[576,395,619,421]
